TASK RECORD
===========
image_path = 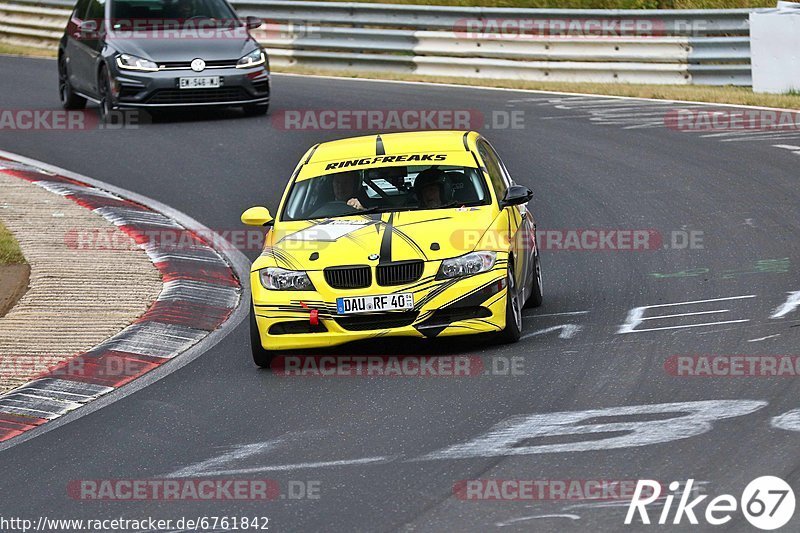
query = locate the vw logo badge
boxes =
[368,254,380,261]
[190,58,206,72]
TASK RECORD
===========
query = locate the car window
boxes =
[282,165,490,221]
[72,0,91,19]
[476,139,507,200]
[110,0,237,24]
[85,0,106,20]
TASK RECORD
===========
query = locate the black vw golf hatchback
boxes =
[58,0,270,118]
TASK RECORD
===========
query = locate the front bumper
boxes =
[109,64,270,108]
[252,262,510,352]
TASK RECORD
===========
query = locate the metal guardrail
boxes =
[0,0,754,85]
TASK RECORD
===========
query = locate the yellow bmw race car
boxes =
[241,130,543,367]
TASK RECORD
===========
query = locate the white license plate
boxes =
[179,76,220,89]
[337,293,414,315]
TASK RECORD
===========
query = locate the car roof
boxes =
[305,131,479,165]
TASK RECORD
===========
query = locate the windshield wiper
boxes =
[357,206,398,215]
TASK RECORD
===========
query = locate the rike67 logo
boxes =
[626,477,795,530]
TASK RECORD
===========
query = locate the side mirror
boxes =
[79,20,98,36]
[245,16,263,30]
[241,206,274,227]
[500,185,533,208]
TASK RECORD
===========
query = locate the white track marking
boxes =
[524,311,588,317]
[165,437,292,478]
[637,295,756,309]
[618,295,755,334]
[748,334,781,342]
[418,400,766,459]
[199,457,391,476]
[522,324,582,340]
[640,310,729,321]
[625,320,750,333]
[773,144,800,152]
[771,291,800,319]
[771,409,800,432]
[497,514,580,527]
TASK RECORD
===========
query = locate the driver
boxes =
[414,168,453,209]
[332,171,365,211]
[173,0,194,21]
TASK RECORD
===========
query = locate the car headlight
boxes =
[260,267,314,291]
[115,54,158,72]
[437,251,497,280]
[236,49,266,69]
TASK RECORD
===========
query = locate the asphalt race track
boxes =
[1,54,799,532]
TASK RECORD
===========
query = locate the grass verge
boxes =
[0,42,56,59]
[0,222,29,318]
[0,223,25,266]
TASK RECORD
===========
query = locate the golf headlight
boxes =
[116,54,158,72]
[236,49,266,69]
[260,267,314,291]
[437,251,497,279]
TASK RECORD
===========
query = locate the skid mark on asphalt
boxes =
[497,514,580,527]
[748,334,782,342]
[521,324,583,340]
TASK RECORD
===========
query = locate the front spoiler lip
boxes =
[113,96,270,108]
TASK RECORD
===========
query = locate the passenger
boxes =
[414,168,453,209]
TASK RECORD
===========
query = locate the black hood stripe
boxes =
[378,212,394,263]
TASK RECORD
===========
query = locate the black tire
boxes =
[243,103,269,116]
[524,253,543,309]
[97,66,114,123]
[497,264,522,344]
[250,306,275,368]
[58,56,86,110]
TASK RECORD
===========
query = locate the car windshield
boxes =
[110,0,237,28]
[282,165,491,221]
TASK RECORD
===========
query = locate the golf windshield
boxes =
[110,0,238,28]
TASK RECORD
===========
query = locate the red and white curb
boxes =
[0,155,243,443]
